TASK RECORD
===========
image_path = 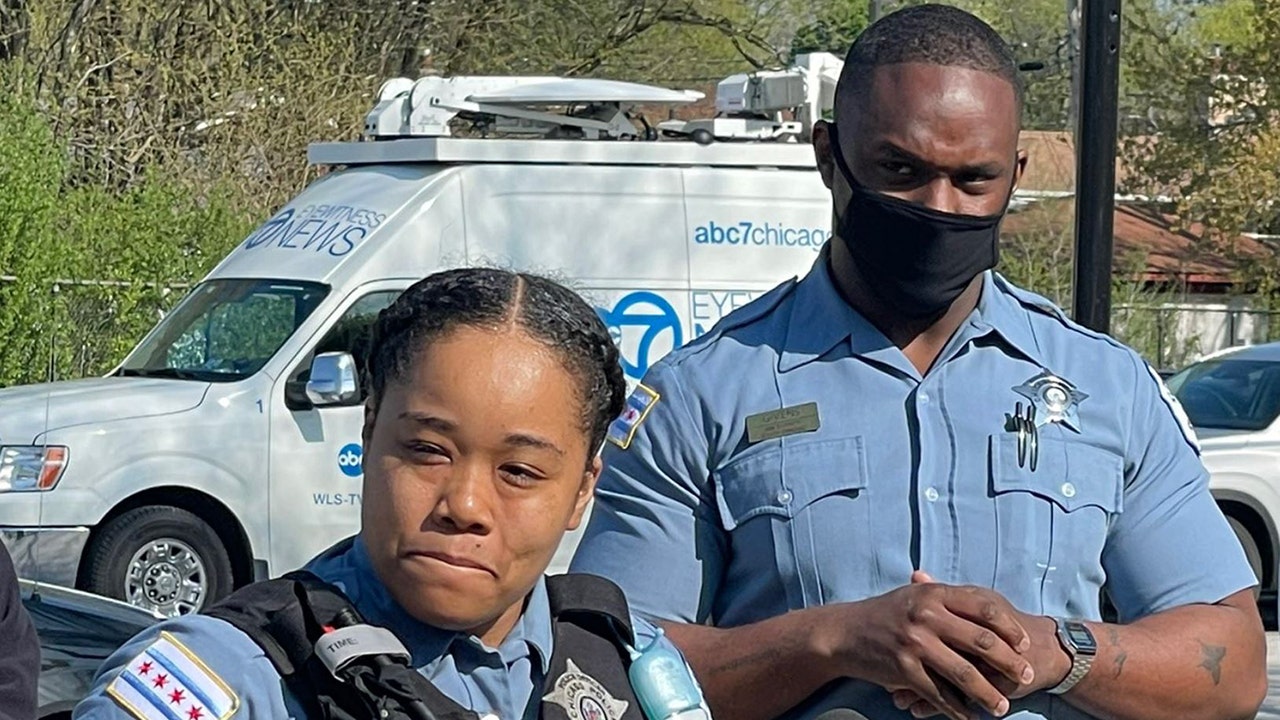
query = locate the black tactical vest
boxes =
[204,569,643,720]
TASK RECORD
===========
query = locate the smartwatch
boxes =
[1047,618,1097,695]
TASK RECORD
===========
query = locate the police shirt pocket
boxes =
[990,434,1122,513]
[990,433,1123,608]
[714,437,869,607]
[714,446,784,532]
[714,437,867,529]
[780,437,869,512]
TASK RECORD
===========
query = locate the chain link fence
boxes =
[1113,302,1280,373]
[0,276,189,386]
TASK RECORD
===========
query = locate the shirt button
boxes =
[919,391,931,404]
[1061,482,1077,498]
[777,489,793,504]
[924,487,940,502]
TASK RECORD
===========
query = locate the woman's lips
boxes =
[406,549,497,576]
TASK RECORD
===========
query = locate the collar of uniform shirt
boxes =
[778,254,1048,372]
[338,537,554,672]
[778,249,878,372]
[455,578,553,673]
[968,271,1051,368]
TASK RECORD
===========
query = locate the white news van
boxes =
[0,57,846,616]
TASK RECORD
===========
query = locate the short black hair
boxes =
[837,4,1022,110]
[366,268,627,461]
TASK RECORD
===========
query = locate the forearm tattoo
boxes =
[1198,641,1226,686]
[1107,627,1127,678]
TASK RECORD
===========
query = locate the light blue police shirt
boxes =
[570,252,1259,720]
[76,536,662,720]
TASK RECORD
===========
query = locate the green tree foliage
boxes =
[1120,0,1280,299]
[0,67,252,386]
[1192,0,1261,47]
[789,0,869,59]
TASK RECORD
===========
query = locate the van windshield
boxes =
[116,279,330,382]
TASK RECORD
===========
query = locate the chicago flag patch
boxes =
[607,383,660,450]
[107,631,239,720]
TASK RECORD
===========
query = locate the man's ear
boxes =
[567,455,602,531]
[813,120,836,190]
[1012,147,1029,194]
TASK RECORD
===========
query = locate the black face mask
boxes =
[827,122,1008,319]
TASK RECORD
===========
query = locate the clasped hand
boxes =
[835,571,1070,720]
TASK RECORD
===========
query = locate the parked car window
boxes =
[1167,358,1280,431]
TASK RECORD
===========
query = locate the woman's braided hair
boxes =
[365,268,627,461]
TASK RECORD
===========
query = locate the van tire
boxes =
[80,505,233,617]
[1228,514,1265,586]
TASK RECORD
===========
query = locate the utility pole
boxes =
[869,0,883,24]
[1071,0,1123,333]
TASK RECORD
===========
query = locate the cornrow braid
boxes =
[365,268,627,462]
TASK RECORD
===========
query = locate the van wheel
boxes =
[1228,515,1265,586]
[81,506,232,618]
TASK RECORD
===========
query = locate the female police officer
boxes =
[74,268,708,720]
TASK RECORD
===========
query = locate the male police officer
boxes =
[570,5,1267,720]
[0,540,39,720]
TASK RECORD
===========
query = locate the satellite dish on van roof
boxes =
[468,78,704,106]
[366,75,706,140]
[360,52,843,143]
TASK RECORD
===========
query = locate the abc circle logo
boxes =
[337,443,363,478]
[597,291,683,381]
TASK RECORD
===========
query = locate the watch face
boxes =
[1066,622,1097,653]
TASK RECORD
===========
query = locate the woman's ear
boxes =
[361,398,377,449]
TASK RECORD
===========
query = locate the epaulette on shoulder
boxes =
[994,274,1128,350]
[995,274,1066,319]
[652,277,800,377]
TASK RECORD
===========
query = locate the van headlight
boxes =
[0,446,69,492]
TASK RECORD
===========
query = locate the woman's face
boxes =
[359,325,598,644]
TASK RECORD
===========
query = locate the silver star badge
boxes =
[543,659,630,720]
[1012,371,1089,433]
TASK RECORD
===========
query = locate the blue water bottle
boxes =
[627,627,713,720]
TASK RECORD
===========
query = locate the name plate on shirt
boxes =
[746,402,821,443]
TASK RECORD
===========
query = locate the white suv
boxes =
[1166,342,1280,626]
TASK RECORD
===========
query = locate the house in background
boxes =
[1005,130,1280,369]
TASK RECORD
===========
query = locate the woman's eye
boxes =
[499,465,543,487]
[405,442,449,462]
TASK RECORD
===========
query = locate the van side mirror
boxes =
[305,352,361,407]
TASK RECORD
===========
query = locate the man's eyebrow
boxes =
[876,141,1005,176]
[876,141,927,165]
